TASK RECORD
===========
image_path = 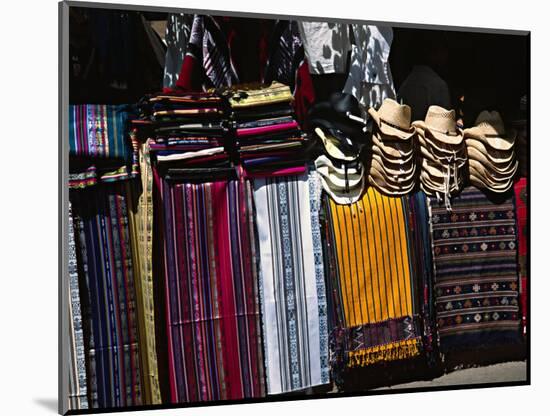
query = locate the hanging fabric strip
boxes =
[252,170,329,395]
[513,177,527,336]
[68,202,89,410]
[124,140,162,405]
[71,183,143,409]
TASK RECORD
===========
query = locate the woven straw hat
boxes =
[467,147,518,176]
[412,105,464,146]
[371,154,416,180]
[371,152,416,177]
[468,159,518,185]
[371,142,415,164]
[469,172,513,193]
[367,99,416,140]
[463,111,517,151]
[369,159,415,186]
[371,131,414,158]
[465,138,514,164]
[417,129,464,156]
[318,172,365,204]
[368,170,416,195]
[420,170,463,193]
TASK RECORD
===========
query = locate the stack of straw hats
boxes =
[413,105,467,209]
[366,98,417,195]
[463,111,518,193]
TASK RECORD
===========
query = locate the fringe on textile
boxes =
[347,338,422,368]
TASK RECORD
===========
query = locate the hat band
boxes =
[380,118,412,133]
[427,125,459,136]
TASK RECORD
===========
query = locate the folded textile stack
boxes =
[413,105,467,210]
[147,92,230,179]
[367,98,417,195]
[463,111,518,193]
[310,92,367,205]
[68,104,139,188]
[226,82,308,177]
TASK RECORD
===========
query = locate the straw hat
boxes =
[465,138,514,164]
[371,142,415,164]
[369,160,416,186]
[417,130,464,155]
[468,159,518,186]
[371,131,414,158]
[412,105,464,146]
[315,155,364,189]
[420,170,463,193]
[368,169,416,195]
[371,154,416,180]
[467,147,518,175]
[463,111,517,151]
[367,99,416,140]
[469,172,513,193]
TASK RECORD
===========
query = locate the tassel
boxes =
[346,338,421,368]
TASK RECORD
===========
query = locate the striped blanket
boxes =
[252,170,329,394]
[428,186,521,351]
[71,183,143,409]
[155,173,265,403]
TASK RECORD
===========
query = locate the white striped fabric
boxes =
[253,171,329,394]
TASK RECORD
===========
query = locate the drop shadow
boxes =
[33,398,58,413]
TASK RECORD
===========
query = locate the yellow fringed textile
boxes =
[347,339,421,368]
[329,187,421,368]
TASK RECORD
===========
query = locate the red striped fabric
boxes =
[153,168,265,403]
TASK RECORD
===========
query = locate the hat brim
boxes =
[368,108,416,140]
[418,134,467,160]
[310,118,366,142]
[464,127,517,151]
[469,171,513,193]
[314,128,360,162]
[368,173,416,195]
[371,143,415,164]
[467,147,518,175]
[371,154,417,179]
[468,159,518,185]
[413,120,464,146]
[372,132,414,158]
[420,170,463,192]
[465,138,514,163]
[369,162,416,188]
[318,174,365,205]
[315,157,364,189]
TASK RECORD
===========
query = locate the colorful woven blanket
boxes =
[428,186,521,351]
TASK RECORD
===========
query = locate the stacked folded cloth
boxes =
[146,92,231,179]
[310,93,368,205]
[366,98,417,196]
[68,104,139,189]
[463,111,518,193]
[225,82,309,178]
[412,105,467,210]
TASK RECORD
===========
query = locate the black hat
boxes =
[309,93,366,143]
